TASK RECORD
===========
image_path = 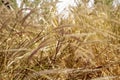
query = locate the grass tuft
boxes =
[0,1,120,80]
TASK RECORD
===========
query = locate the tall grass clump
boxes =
[0,0,120,80]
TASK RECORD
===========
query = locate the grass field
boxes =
[0,1,120,80]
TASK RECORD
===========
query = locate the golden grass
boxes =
[0,1,120,80]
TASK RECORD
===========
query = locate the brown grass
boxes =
[0,1,120,80]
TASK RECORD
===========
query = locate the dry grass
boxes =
[0,1,120,80]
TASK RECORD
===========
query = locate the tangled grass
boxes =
[0,1,120,80]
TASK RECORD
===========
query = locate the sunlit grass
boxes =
[0,1,120,80]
